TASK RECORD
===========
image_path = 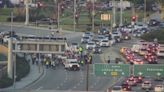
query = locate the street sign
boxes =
[94,64,130,77]
[134,64,164,77]
[101,14,111,21]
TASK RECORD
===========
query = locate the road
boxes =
[1,24,164,92]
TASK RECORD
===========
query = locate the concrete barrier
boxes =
[0,45,8,56]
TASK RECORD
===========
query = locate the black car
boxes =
[98,27,109,35]
[122,82,132,91]
[36,18,57,25]
[93,46,102,54]
[148,19,160,26]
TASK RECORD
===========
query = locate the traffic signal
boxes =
[131,16,136,22]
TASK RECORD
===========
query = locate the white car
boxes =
[134,22,148,30]
[82,32,94,37]
[100,40,110,47]
[141,81,152,90]
[81,36,91,43]
[64,59,80,71]
[154,85,164,92]
[86,41,96,50]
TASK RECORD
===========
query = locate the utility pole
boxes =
[92,0,95,31]
[120,0,123,26]
[73,0,76,32]
[86,63,89,91]
[112,0,116,27]
[57,0,60,30]
[25,0,29,25]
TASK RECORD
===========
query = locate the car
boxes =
[92,39,100,46]
[121,82,132,91]
[64,59,80,71]
[93,45,102,54]
[96,35,107,42]
[98,27,109,35]
[126,77,137,86]
[141,80,152,90]
[86,41,96,50]
[82,32,94,38]
[148,19,160,27]
[100,39,110,47]
[154,85,164,92]
[138,48,147,56]
[144,53,158,64]
[134,22,148,30]
[36,18,57,25]
[121,32,131,40]
[130,76,143,83]
[108,86,123,92]
[132,58,144,65]
[81,36,91,43]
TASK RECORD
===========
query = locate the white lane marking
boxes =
[36,86,43,91]
[73,86,77,88]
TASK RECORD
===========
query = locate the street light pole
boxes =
[25,0,29,25]
[57,1,60,30]
[86,63,89,91]
[73,0,76,32]
[120,0,123,26]
[92,0,95,31]
[112,0,116,27]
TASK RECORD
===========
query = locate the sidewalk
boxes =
[1,53,44,90]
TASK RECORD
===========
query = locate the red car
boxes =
[144,53,158,64]
[126,77,137,86]
[121,82,132,91]
[130,76,143,83]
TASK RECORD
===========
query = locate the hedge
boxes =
[141,29,164,44]
[0,54,30,88]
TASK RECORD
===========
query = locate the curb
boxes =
[23,65,45,89]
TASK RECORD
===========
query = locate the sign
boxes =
[134,64,164,77]
[94,64,130,77]
[101,14,111,21]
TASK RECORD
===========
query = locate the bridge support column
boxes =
[7,38,13,79]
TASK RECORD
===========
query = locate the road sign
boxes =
[94,64,130,77]
[134,64,164,77]
[101,14,111,21]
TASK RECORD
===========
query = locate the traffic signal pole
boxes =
[73,0,76,32]
[119,0,123,26]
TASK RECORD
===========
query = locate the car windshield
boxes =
[88,43,94,45]
[83,37,89,39]
[102,40,108,42]
[112,86,121,90]
[70,61,77,63]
